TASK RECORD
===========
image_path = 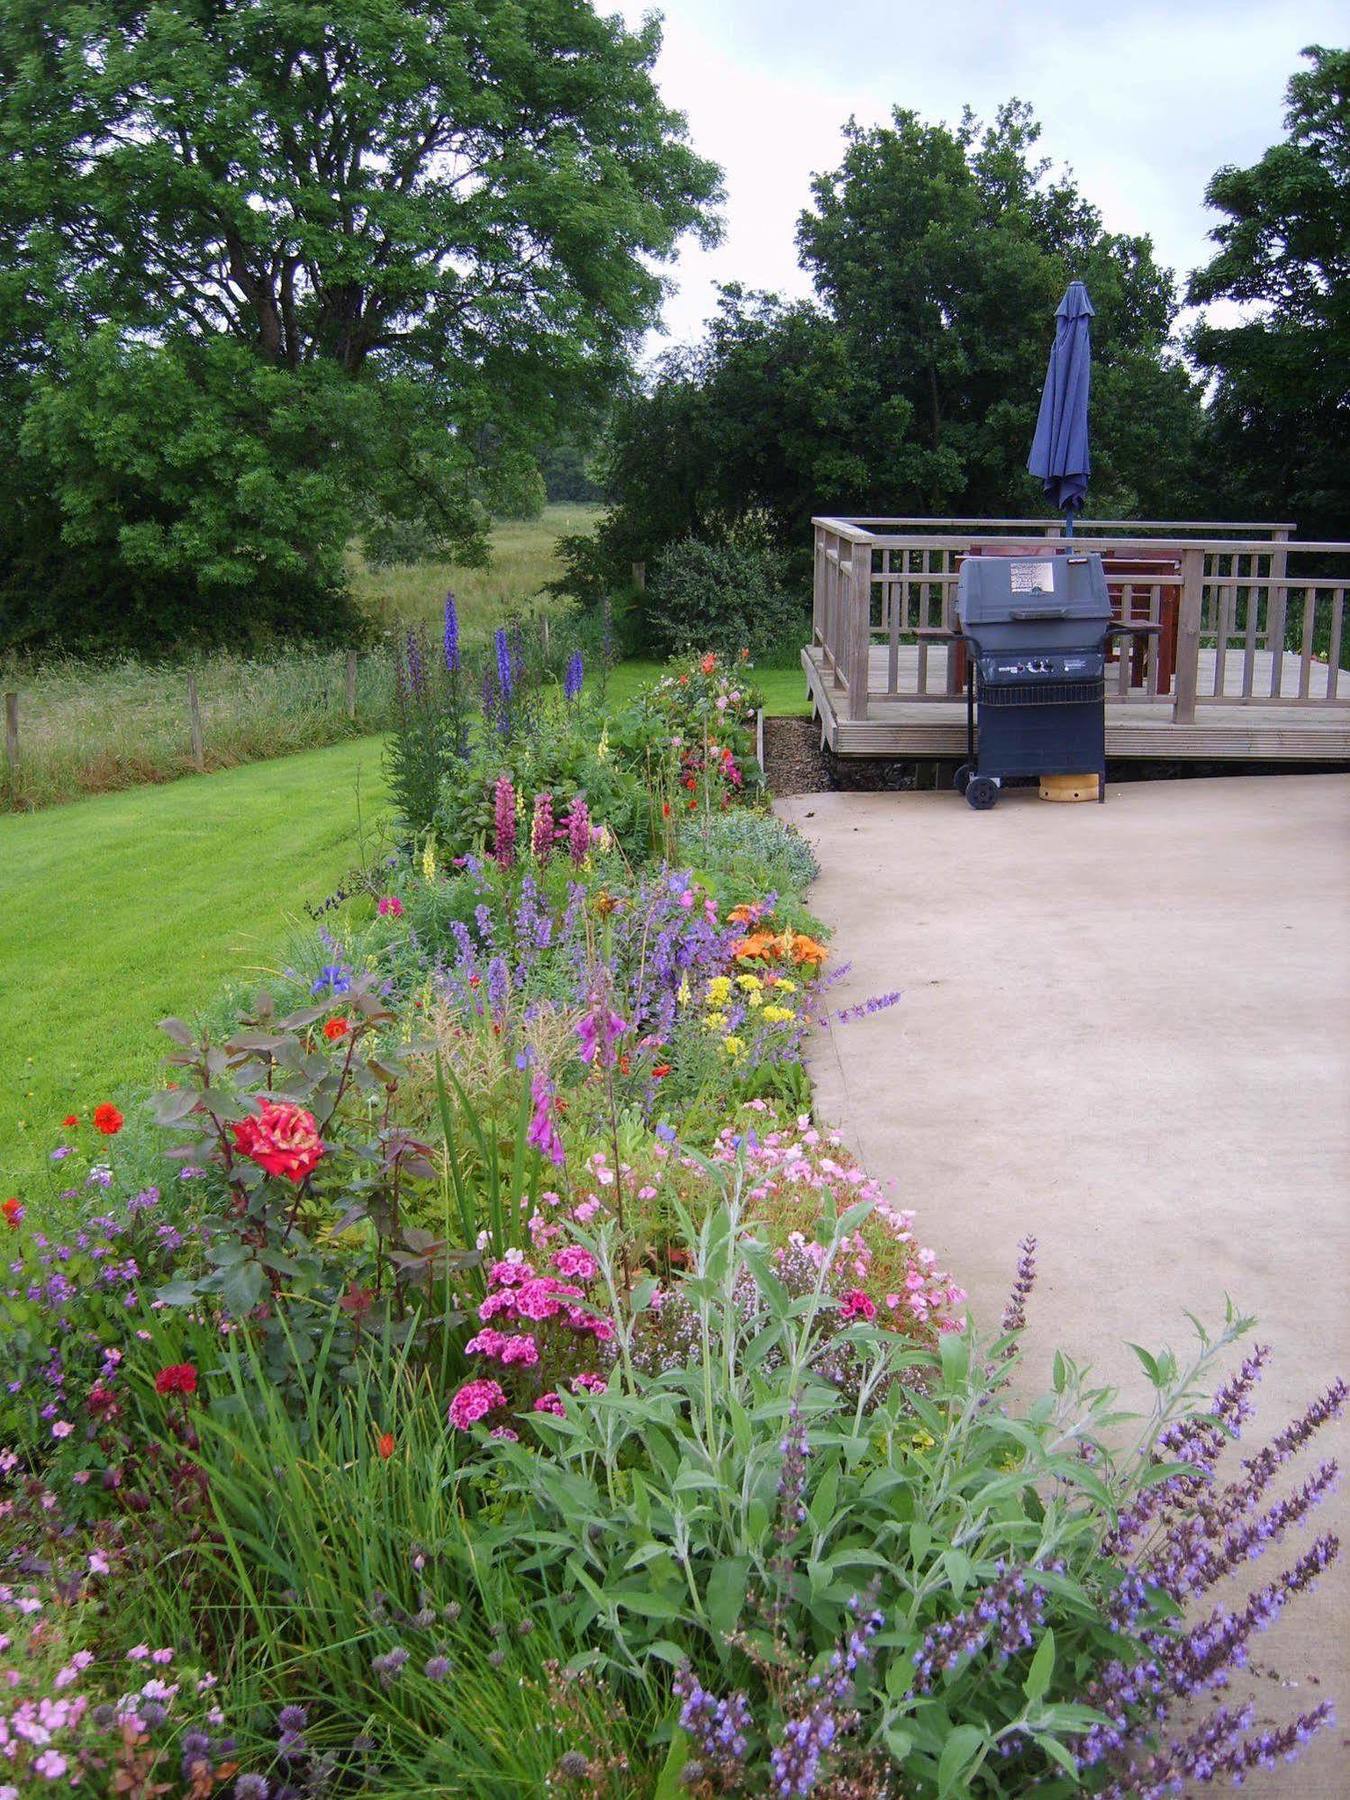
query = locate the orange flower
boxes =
[727,904,758,925]
[323,1017,349,1041]
[376,1431,395,1460]
[93,1103,124,1136]
[2,1197,21,1228]
[700,653,717,675]
[651,1064,671,1079]
[618,1054,631,1076]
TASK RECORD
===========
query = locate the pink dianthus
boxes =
[447,1378,507,1431]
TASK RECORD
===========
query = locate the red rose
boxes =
[63,1114,79,1128]
[93,1104,124,1136]
[323,1017,349,1041]
[154,1364,197,1396]
[231,1099,325,1181]
[2,1197,22,1228]
[376,1431,395,1459]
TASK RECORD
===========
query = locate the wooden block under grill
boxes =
[1039,773,1100,803]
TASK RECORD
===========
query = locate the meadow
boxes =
[1,506,600,812]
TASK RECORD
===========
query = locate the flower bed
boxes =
[1,643,1342,1797]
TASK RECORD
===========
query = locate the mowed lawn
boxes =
[0,736,388,1195]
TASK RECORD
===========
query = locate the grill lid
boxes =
[956,551,1110,629]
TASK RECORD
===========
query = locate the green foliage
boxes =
[689,808,820,909]
[1187,46,1350,538]
[567,101,1204,591]
[0,0,722,651]
[646,535,805,660]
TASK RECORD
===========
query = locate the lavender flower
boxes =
[673,1665,751,1779]
[564,648,584,701]
[832,990,902,1026]
[1000,1236,1037,1337]
[443,591,460,673]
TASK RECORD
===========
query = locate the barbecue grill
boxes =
[952,551,1156,810]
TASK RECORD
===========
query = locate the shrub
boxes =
[691,807,819,903]
[646,536,805,661]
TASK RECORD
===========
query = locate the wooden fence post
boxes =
[187,675,205,771]
[1267,528,1289,698]
[1172,547,1205,724]
[4,691,18,791]
[345,650,358,720]
[847,541,872,721]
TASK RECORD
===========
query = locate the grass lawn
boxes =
[0,736,388,1196]
[603,657,812,717]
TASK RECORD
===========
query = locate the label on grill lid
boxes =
[1009,559,1056,593]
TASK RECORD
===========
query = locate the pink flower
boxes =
[377,895,404,918]
[33,1751,67,1780]
[515,1277,579,1321]
[571,1372,607,1394]
[50,1420,73,1440]
[499,1334,540,1367]
[464,1329,508,1359]
[573,1198,600,1224]
[552,1245,597,1282]
[87,1551,109,1576]
[478,1290,516,1323]
[447,1378,507,1430]
[488,1256,534,1288]
[533,1392,566,1416]
[839,1289,876,1322]
[490,1425,519,1441]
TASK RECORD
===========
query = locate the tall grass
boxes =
[3,506,602,811]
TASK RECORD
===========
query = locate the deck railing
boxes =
[811,517,1350,724]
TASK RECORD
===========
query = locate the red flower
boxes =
[618,1054,631,1076]
[154,1364,197,1396]
[93,1103,124,1136]
[376,1431,395,1460]
[700,653,717,675]
[231,1099,325,1182]
[63,1114,79,1128]
[661,802,671,818]
[2,1196,22,1228]
[651,1064,671,1079]
[323,1017,349,1041]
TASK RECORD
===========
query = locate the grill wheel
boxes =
[965,775,999,811]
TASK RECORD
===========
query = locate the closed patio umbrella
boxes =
[1028,280,1094,536]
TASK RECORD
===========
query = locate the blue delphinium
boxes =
[564,648,584,700]
[443,591,460,673]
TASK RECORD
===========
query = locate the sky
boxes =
[615,0,1343,352]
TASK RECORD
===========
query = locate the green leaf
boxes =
[706,1557,749,1636]
[1023,1627,1055,1703]
[1127,1342,1162,1386]
[1031,1731,1081,1778]
[652,1729,690,1800]
[937,1724,986,1796]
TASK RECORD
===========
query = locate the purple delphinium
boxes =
[495,627,513,702]
[494,775,516,868]
[564,648,584,701]
[443,591,460,673]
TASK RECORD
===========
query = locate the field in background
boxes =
[3,506,599,811]
[348,504,600,633]
[0,736,390,1195]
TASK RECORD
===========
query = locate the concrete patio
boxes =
[778,773,1350,1797]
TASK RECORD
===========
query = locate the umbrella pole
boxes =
[1065,510,1074,541]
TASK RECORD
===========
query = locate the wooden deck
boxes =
[804,644,1350,761]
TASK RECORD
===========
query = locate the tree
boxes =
[0,0,721,649]
[570,102,1203,599]
[1187,46,1349,539]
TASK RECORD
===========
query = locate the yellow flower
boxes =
[735,973,762,992]
[596,725,610,762]
[762,1004,795,1024]
[421,840,437,882]
[773,978,797,994]
[706,975,732,1003]
[677,973,691,1006]
[747,990,763,1008]
[910,1429,936,1452]
[704,1011,728,1032]
[722,1035,745,1059]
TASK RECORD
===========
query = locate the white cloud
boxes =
[617,0,1343,348]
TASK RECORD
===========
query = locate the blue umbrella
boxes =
[1028,280,1094,537]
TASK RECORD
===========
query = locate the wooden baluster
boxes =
[1268,529,1289,697]
[1242,562,1261,699]
[1326,590,1343,702]
[885,548,899,694]
[847,543,871,720]
[1172,547,1205,724]
[1298,589,1316,701]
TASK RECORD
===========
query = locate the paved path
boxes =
[778,775,1350,1797]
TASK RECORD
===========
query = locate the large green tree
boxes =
[0,0,721,650]
[1187,46,1349,539]
[573,103,1202,596]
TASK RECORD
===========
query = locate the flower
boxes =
[310,962,351,997]
[377,894,404,918]
[448,1378,508,1430]
[377,1431,395,1459]
[576,1000,628,1068]
[530,791,555,863]
[701,652,717,674]
[232,1099,325,1182]
[443,590,461,672]
[553,1245,597,1282]
[722,1035,745,1059]
[839,1288,877,1322]
[62,1114,79,1127]
[154,1363,197,1396]
[322,1017,349,1041]
[51,1419,74,1439]
[1,1197,21,1228]
[494,774,517,867]
[533,1392,566,1416]
[564,648,584,701]
[93,1103,124,1136]
[526,1071,565,1166]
